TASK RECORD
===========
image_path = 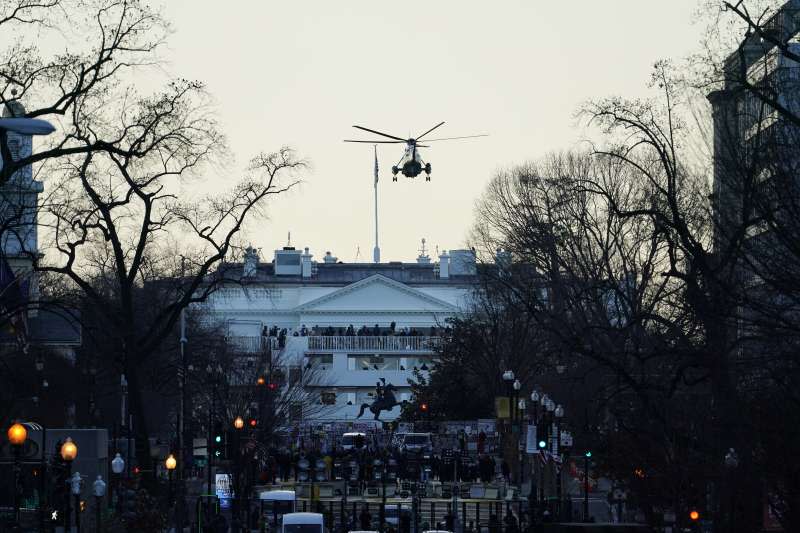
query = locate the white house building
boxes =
[200,245,479,421]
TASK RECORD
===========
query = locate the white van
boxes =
[259,490,296,526]
[400,433,432,453]
[281,512,325,533]
[341,432,366,450]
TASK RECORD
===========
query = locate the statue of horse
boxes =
[357,382,402,420]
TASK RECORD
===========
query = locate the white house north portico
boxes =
[201,245,478,421]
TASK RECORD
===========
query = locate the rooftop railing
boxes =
[307,335,441,353]
[226,336,279,354]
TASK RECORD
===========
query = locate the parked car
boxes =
[400,433,432,453]
[281,512,326,533]
[341,432,366,450]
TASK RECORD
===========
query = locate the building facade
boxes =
[199,245,479,421]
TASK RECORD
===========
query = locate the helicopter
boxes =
[344,122,487,181]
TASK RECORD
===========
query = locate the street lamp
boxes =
[232,416,245,526]
[93,475,106,532]
[725,448,739,533]
[8,422,27,525]
[166,454,177,506]
[61,438,78,531]
[111,453,125,513]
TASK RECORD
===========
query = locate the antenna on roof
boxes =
[355,245,362,262]
[287,231,292,247]
[419,238,428,257]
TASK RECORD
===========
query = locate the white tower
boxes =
[0,96,44,271]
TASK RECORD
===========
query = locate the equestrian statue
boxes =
[357,378,404,420]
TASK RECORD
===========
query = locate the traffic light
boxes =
[268,382,278,391]
[249,418,258,428]
[538,439,547,449]
[585,450,592,458]
[420,402,429,415]
[689,510,700,522]
[212,422,224,459]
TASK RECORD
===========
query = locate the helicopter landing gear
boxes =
[393,177,397,182]
[425,163,431,174]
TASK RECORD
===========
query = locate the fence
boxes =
[307,336,442,353]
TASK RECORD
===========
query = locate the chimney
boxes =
[301,247,313,278]
[438,251,450,279]
[243,246,259,278]
[274,247,302,275]
[495,248,511,274]
[323,251,337,264]
[449,249,477,276]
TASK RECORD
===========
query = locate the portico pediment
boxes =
[295,274,458,313]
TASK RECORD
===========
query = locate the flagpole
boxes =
[373,145,381,263]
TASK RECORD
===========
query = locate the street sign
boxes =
[215,473,233,508]
[525,425,537,454]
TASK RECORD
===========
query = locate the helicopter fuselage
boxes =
[392,143,431,180]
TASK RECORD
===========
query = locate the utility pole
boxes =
[176,303,187,532]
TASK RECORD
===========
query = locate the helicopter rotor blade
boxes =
[352,125,406,142]
[344,140,406,143]
[421,134,489,142]
[416,121,445,141]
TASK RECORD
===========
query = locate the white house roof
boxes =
[295,274,460,314]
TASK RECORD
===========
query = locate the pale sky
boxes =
[153,0,705,262]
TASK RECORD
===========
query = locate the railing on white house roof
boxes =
[307,335,441,353]
[226,336,279,354]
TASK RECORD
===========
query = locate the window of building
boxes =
[349,355,400,371]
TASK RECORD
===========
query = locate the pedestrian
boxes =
[360,506,372,530]
[488,514,500,533]
[445,511,454,531]
[501,459,510,482]
[504,513,519,533]
[212,510,228,533]
[400,512,411,533]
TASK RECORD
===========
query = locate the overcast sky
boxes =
[153,0,705,262]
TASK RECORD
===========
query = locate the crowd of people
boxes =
[257,444,509,487]
[261,322,449,347]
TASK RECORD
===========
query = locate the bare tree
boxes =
[26,74,306,467]
[0,0,171,184]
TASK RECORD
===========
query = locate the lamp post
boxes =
[502,370,515,487]
[233,416,244,527]
[206,364,223,502]
[724,448,739,533]
[93,475,106,533]
[583,451,592,523]
[166,454,177,506]
[111,453,125,515]
[61,438,78,531]
[70,471,83,533]
[528,391,540,526]
[517,399,526,486]
[8,422,27,525]
[553,405,564,520]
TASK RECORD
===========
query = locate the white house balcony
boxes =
[226,336,279,354]
[306,335,441,353]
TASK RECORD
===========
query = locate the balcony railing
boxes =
[226,336,279,354]
[307,335,441,353]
